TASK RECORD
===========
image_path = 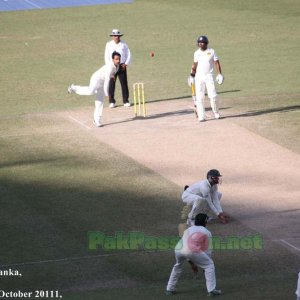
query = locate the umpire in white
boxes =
[104,29,131,108]
[166,213,222,296]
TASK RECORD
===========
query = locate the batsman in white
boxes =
[182,169,229,226]
[68,51,121,127]
[166,213,222,296]
[188,35,224,122]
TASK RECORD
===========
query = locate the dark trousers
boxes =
[109,65,129,104]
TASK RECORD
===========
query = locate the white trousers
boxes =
[72,69,104,123]
[195,74,218,120]
[166,250,216,292]
[182,191,222,226]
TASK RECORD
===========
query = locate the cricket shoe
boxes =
[93,119,103,127]
[199,118,206,122]
[207,288,222,297]
[68,84,75,94]
[165,290,176,296]
[109,103,115,108]
[214,113,220,119]
[124,102,131,107]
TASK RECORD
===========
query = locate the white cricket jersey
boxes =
[97,62,118,96]
[186,180,222,216]
[194,47,218,76]
[105,40,131,65]
[175,225,212,256]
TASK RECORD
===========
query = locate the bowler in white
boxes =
[68,51,121,127]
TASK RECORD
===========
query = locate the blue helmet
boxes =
[207,169,222,178]
[197,35,209,44]
[207,169,222,185]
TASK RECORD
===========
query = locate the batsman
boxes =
[188,35,224,122]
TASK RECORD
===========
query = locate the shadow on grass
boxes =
[224,105,300,119]
[0,157,76,169]
[147,89,241,103]
[104,109,194,126]
[0,173,299,299]
[105,104,299,127]
[0,164,182,291]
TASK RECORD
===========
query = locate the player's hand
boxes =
[218,212,229,224]
[120,63,127,70]
[216,74,224,85]
[187,75,195,87]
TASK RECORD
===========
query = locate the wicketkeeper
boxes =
[188,35,224,121]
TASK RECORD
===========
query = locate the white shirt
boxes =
[186,179,223,216]
[104,40,131,65]
[175,225,212,256]
[193,47,218,77]
[96,62,119,96]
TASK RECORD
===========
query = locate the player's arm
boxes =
[204,193,227,223]
[212,190,223,213]
[191,62,198,76]
[212,192,229,223]
[188,62,197,87]
[214,60,222,75]
[205,193,220,216]
[124,44,131,66]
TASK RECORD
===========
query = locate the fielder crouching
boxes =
[166,213,222,296]
[182,169,229,226]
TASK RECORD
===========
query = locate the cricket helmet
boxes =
[197,35,209,44]
[207,169,222,178]
[207,169,222,185]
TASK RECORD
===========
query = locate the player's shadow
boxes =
[140,109,194,120]
[104,109,194,126]
[105,104,299,127]
[148,89,241,103]
[223,105,300,119]
[0,157,75,169]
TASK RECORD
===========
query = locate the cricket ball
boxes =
[150,51,154,57]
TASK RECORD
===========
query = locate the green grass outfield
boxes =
[0,0,299,150]
[0,0,299,299]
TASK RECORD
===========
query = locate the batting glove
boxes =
[216,74,224,85]
[187,75,195,87]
